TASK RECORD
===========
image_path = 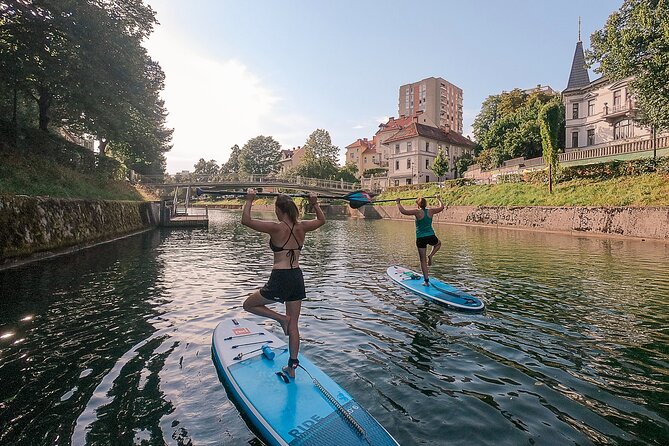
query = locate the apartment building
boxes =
[562,40,651,150]
[398,77,463,134]
[384,116,476,185]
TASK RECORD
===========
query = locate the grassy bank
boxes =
[375,173,669,207]
[0,151,142,200]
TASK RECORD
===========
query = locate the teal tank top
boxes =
[415,209,435,238]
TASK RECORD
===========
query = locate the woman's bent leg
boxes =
[428,241,441,266]
[243,290,289,335]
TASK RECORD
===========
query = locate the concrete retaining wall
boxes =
[1,195,160,261]
[347,205,669,240]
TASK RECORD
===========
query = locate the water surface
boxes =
[1,211,668,445]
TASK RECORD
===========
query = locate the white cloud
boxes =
[352,124,365,129]
[143,12,312,173]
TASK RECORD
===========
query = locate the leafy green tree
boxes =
[239,135,281,175]
[431,148,450,180]
[455,153,474,178]
[538,98,564,193]
[336,162,359,182]
[221,144,241,173]
[193,158,220,176]
[302,129,339,164]
[588,0,669,149]
[472,88,562,168]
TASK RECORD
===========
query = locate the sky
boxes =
[144,0,622,173]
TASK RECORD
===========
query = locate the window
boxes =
[394,180,400,186]
[407,142,412,152]
[395,160,400,170]
[395,144,400,155]
[364,156,367,163]
[406,178,412,185]
[572,103,579,119]
[613,90,621,107]
[406,159,411,169]
[425,176,430,183]
[425,159,429,169]
[588,100,595,116]
[571,131,579,148]
[587,129,595,146]
[425,142,430,152]
[614,119,633,140]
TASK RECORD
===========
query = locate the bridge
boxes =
[136,173,361,195]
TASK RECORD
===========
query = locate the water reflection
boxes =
[0,211,667,445]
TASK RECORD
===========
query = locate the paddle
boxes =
[370,196,438,204]
[195,187,373,209]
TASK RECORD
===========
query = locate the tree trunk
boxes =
[549,164,553,194]
[652,126,657,159]
[99,138,108,156]
[37,85,51,131]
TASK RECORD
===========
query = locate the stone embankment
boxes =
[347,205,669,240]
[1,195,159,263]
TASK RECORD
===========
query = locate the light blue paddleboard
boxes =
[387,265,485,312]
[212,318,400,446]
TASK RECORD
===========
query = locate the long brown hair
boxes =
[416,197,427,209]
[275,194,299,224]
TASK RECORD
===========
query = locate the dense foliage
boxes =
[589,0,669,133]
[472,88,564,169]
[538,98,564,192]
[430,148,449,180]
[0,0,172,174]
[238,135,281,175]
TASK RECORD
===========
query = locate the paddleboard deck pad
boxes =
[387,265,485,312]
[212,318,400,446]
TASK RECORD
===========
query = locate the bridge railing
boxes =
[136,173,360,191]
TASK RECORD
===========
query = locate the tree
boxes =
[221,144,240,173]
[431,148,449,181]
[336,162,359,183]
[588,0,669,152]
[538,98,564,193]
[455,153,474,178]
[472,88,562,168]
[193,158,220,177]
[292,129,340,179]
[239,135,281,175]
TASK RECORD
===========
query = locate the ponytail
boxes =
[275,194,299,224]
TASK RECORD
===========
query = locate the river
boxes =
[1,210,668,445]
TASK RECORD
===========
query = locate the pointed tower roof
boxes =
[565,41,590,91]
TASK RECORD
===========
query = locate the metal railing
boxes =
[136,173,360,191]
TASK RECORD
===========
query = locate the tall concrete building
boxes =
[398,77,463,133]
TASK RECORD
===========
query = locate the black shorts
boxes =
[416,235,439,249]
[259,268,306,303]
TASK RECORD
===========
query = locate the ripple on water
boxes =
[0,212,668,445]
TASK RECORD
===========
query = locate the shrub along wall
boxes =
[0,195,159,260]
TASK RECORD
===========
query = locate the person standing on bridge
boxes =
[397,195,444,286]
[241,188,325,379]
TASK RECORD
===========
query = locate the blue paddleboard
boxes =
[387,265,485,312]
[212,318,400,446]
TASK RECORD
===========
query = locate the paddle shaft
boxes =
[371,195,438,204]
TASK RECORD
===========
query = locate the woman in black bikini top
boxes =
[241,188,325,378]
[269,222,303,268]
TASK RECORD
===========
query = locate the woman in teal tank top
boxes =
[397,196,444,286]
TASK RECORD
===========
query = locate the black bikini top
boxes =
[269,222,303,267]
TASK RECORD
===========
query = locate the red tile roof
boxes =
[345,138,372,149]
[377,116,413,133]
[383,123,476,148]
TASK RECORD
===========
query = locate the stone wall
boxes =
[347,205,669,240]
[1,195,160,260]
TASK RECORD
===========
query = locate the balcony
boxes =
[604,100,638,122]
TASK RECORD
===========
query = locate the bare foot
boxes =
[282,365,296,379]
[427,255,433,266]
[279,316,290,336]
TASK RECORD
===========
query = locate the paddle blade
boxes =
[343,190,372,208]
[195,187,205,196]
